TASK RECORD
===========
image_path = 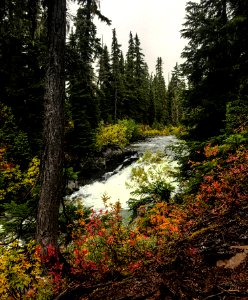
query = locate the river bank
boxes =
[67,146,139,193]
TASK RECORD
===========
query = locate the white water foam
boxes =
[70,136,180,210]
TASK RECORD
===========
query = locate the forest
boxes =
[0,0,247,299]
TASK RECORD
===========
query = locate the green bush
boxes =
[0,241,54,299]
[0,155,40,242]
[0,104,31,168]
[95,120,141,151]
[168,125,187,137]
[138,124,170,136]
[118,119,140,141]
[95,122,128,151]
[226,99,248,134]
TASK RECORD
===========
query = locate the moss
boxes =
[188,224,218,240]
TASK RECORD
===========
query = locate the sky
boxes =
[69,0,189,82]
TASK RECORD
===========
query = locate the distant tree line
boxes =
[66,3,185,158]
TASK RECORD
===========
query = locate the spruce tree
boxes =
[97,44,113,122]
[153,57,168,125]
[167,63,185,125]
[66,1,111,157]
[126,32,135,79]
[123,32,136,118]
[110,29,124,121]
[180,0,248,139]
[0,0,45,159]
[133,34,150,123]
[147,74,156,126]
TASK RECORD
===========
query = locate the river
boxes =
[70,135,179,210]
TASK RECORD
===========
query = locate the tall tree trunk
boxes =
[36,0,66,248]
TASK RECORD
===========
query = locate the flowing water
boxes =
[70,135,179,210]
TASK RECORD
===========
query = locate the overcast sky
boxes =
[69,0,189,82]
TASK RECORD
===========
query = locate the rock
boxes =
[68,146,138,187]
[217,252,247,269]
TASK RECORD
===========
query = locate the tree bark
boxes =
[36,0,66,248]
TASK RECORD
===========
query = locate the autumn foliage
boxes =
[0,143,247,299]
[185,145,248,217]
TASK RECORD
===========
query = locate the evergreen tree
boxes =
[153,57,168,125]
[0,0,45,159]
[226,0,248,132]
[66,1,111,157]
[123,33,150,123]
[147,74,156,126]
[227,0,248,119]
[167,63,185,125]
[110,29,124,121]
[133,34,150,123]
[0,1,46,241]
[181,0,248,140]
[97,44,112,122]
[123,32,136,118]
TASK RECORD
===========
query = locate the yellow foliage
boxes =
[168,125,187,136]
[142,127,170,136]
[95,122,128,151]
[0,241,53,299]
[0,153,40,202]
[138,125,187,137]
[23,157,40,186]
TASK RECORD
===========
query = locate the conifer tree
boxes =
[167,63,185,125]
[153,57,168,125]
[147,74,156,126]
[133,34,150,123]
[232,0,248,87]
[124,32,136,118]
[97,44,113,122]
[0,0,45,159]
[110,29,124,121]
[66,1,111,157]
[180,0,248,139]
[126,32,135,77]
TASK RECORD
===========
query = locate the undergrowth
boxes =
[0,138,247,299]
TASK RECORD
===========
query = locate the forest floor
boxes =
[56,203,248,300]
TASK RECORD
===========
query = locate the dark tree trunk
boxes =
[36,0,66,248]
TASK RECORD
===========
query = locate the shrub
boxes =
[168,125,187,137]
[195,145,248,212]
[118,119,141,141]
[95,119,141,151]
[68,203,159,281]
[0,241,53,299]
[0,104,31,168]
[225,99,248,134]
[95,122,128,151]
[135,202,185,239]
[139,125,170,136]
[0,153,40,242]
